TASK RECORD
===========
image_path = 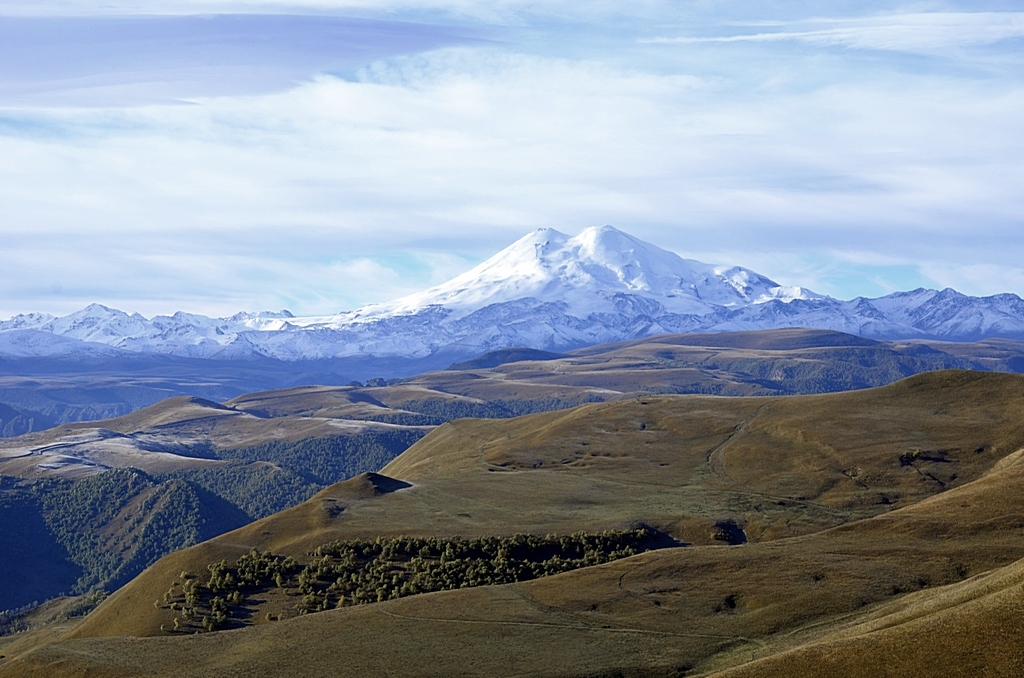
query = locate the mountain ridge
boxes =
[3,226,1024,362]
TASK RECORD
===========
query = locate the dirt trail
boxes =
[705,405,769,485]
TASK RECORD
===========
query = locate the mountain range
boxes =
[4,225,1024,364]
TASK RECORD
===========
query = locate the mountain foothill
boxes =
[2,368,1024,676]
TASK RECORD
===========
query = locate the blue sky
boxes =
[1,1,1022,318]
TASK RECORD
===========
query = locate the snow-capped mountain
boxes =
[342,226,820,322]
[3,225,1024,363]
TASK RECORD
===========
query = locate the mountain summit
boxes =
[347,226,819,322]
[2,226,1024,365]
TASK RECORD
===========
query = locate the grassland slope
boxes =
[52,372,1024,638]
[5,399,1024,675]
[5,371,1024,676]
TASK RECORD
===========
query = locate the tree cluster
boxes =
[398,396,604,422]
[25,469,248,595]
[158,464,318,520]
[157,530,656,633]
[294,531,651,611]
[215,430,426,486]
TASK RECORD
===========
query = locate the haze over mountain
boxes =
[3,226,1024,365]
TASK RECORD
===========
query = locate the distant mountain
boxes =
[3,225,1024,362]
[346,226,821,320]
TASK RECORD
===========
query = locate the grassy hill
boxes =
[3,371,1024,675]
[3,326,1024,675]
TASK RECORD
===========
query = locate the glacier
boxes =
[3,225,1024,363]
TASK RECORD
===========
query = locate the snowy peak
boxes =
[40,304,151,344]
[562,225,704,294]
[0,312,55,331]
[348,228,571,319]
[348,225,821,322]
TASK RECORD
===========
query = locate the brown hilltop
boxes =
[570,326,883,352]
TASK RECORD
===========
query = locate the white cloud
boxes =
[919,262,1024,298]
[1,6,1023,317]
[648,12,1024,53]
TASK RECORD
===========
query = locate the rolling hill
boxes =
[3,371,1023,675]
[0,390,436,616]
[3,328,1024,631]
[0,329,1019,630]
[5,326,1024,441]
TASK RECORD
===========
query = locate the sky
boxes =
[1,1,1022,319]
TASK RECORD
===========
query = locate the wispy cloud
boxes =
[920,262,1024,298]
[647,12,1024,53]
[0,0,663,22]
